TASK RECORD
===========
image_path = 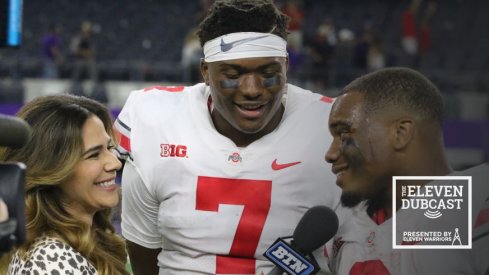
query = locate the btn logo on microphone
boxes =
[264,238,319,275]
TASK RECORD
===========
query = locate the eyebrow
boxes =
[329,120,353,131]
[82,145,103,156]
[81,139,113,157]
[81,145,103,157]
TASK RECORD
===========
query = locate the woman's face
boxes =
[59,115,122,221]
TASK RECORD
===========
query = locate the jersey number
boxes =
[196,176,272,274]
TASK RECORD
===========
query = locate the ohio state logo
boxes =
[227,152,242,165]
[160,144,187,158]
[367,231,375,247]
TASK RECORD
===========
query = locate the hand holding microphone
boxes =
[264,206,339,275]
[0,114,30,254]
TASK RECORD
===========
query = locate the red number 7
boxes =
[196,176,272,274]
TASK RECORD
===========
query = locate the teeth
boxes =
[97,180,115,187]
[335,168,347,175]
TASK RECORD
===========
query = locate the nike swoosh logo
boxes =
[271,159,302,170]
[220,35,269,52]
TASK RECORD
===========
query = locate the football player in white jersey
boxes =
[325,67,489,275]
[114,0,348,274]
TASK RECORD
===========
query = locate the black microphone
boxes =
[264,206,339,275]
[0,114,31,148]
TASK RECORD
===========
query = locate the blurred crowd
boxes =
[2,0,489,106]
[182,0,440,93]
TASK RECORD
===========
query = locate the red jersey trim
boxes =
[143,86,185,92]
[114,127,131,152]
[320,96,333,103]
[372,208,387,225]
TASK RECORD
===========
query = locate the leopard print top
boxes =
[8,236,97,275]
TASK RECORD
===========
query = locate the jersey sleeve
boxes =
[114,90,139,160]
[121,160,162,249]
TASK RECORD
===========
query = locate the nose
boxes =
[105,151,122,172]
[240,74,263,98]
[325,139,340,164]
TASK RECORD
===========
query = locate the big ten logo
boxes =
[160,144,187,158]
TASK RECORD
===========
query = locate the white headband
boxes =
[203,32,287,62]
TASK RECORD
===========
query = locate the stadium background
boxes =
[0,0,488,170]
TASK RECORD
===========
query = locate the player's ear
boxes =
[200,58,210,85]
[392,118,415,151]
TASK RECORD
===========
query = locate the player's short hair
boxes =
[341,67,445,127]
[196,0,289,47]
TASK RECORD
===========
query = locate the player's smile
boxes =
[234,100,269,119]
[332,164,349,187]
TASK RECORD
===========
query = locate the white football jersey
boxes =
[329,204,406,275]
[330,164,489,275]
[115,83,346,274]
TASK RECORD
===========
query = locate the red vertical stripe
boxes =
[119,133,131,152]
[114,127,131,152]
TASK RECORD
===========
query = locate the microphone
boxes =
[264,206,339,275]
[0,114,31,148]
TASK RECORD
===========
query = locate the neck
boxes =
[370,154,452,220]
[366,187,392,220]
[64,204,94,228]
[391,148,452,216]
[79,213,94,227]
[413,130,453,175]
[211,104,284,147]
[402,146,453,177]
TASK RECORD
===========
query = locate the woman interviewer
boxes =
[0,94,128,274]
